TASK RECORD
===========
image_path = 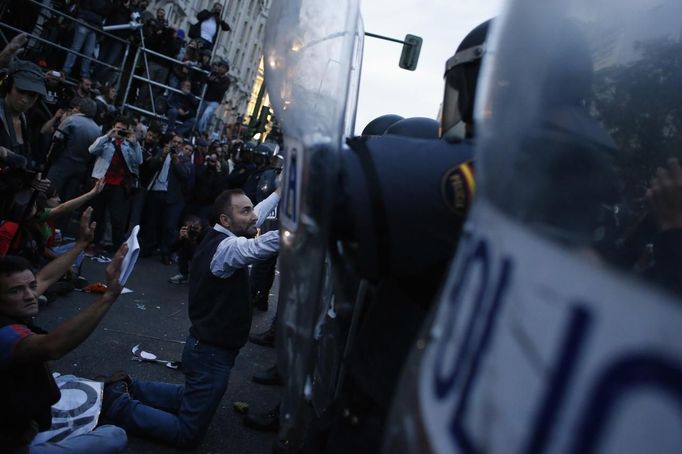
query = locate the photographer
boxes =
[88,116,143,254]
[189,151,225,224]
[168,215,205,284]
[140,133,191,264]
[0,60,46,164]
[47,97,102,203]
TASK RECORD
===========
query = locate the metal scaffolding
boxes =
[0,0,210,131]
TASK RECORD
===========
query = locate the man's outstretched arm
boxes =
[14,244,128,362]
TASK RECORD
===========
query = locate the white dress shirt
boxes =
[210,192,281,278]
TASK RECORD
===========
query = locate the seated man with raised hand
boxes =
[0,208,129,453]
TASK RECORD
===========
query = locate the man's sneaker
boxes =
[84,244,101,257]
[101,371,133,414]
[74,276,90,290]
[252,365,283,386]
[168,273,189,284]
[243,404,280,432]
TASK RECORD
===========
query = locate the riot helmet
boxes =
[240,140,257,163]
[255,141,279,157]
[440,19,491,140]
[270,153,284,171]
[361,114,403,136]
[384,117,439,139]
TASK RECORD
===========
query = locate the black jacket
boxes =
[78,0,114,25]
[203,72,230,103]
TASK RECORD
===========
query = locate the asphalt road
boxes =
[38,254,282,453]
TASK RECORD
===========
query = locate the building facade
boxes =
[148,0,271,133]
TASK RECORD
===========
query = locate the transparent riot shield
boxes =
[263,0,361,447]
[309,16,365,419]
[384,0,682,452]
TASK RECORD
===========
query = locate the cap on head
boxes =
[8,59,47,97]
[214,58,230,70]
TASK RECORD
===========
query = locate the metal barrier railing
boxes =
[0,0,132,96]
[0,0,215,134]
[120,35,209,125]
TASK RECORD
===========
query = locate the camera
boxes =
[186,225,200,239]
[117,128,129,137]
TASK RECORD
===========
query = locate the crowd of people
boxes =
[0,16,283,450]
[2,0,234,138]
[1,0,680,453]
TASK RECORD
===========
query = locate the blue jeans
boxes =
[166,108,196,136]
[47,161,87,203]
[63,24,97,77]
[29,425,127,453]
[104,335,237,448]
[196,101,219,134]
[51,242,85,269]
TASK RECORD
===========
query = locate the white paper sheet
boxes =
[119,225,140,285]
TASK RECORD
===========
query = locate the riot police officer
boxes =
[384,0,682,452]
[313,21,492,454]
[224,140,257,189]
[244,141,281,311]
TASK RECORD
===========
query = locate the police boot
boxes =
[252,364,283,386]
[249,319,276,347]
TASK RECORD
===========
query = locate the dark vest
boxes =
[188,228,252,350]
[0,316,60,449]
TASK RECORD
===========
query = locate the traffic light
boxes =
[399,34,422,71]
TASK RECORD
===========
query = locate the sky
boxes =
[355,0,504,135]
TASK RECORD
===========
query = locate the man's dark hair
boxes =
[79,97,97,118]
[148,120,163,135]
[114,115,134,128]
[0,255,33,279]
[213,189,245,221]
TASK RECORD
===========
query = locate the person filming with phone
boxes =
[88,116,143,255]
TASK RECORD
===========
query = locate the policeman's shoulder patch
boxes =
[441,161,475,215]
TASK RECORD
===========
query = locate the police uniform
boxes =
[319,134,476,453]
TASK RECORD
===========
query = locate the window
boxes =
[239,21,248,43]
